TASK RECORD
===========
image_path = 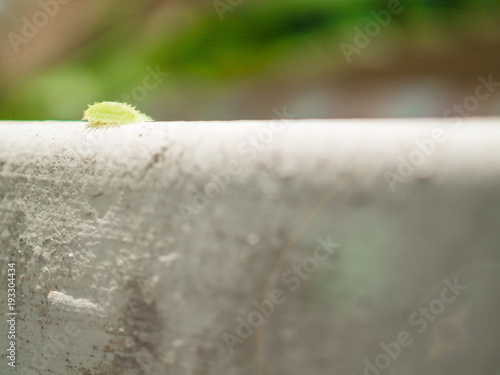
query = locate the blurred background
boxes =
[1,0,500,121]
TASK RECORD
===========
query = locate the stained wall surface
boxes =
[1,119,500,375]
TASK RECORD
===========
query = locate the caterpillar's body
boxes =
[83,101,152,127]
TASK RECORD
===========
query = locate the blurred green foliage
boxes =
[1,0,500,120]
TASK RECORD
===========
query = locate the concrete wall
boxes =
[1,118,500,375]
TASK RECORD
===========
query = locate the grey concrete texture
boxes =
[0,118,500,375]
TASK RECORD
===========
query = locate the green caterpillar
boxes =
[83,101,153,127]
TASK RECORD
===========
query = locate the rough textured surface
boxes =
[1,119,500,375]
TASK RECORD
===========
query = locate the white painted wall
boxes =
[1,119,500,375]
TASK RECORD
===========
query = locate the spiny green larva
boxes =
[83,101,153,127]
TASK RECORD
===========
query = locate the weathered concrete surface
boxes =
[1,119,500,375]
